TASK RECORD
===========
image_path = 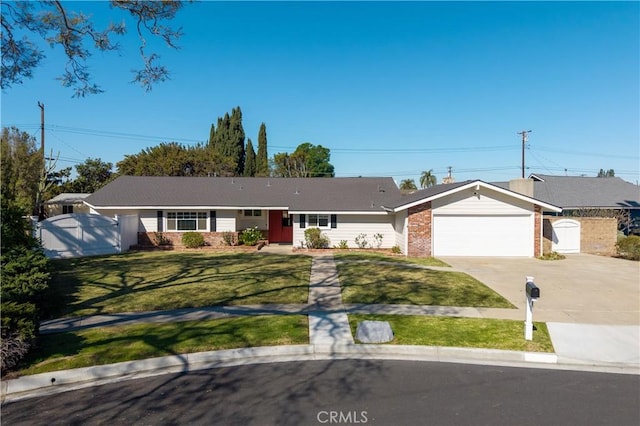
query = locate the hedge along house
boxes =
[83,176,561,256]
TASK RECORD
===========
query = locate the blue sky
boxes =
[2,1,639,185]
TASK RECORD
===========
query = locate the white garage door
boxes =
[433,214,533,257]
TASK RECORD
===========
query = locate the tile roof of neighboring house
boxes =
[44,193,91,204]
[529,174,639,209]
[84,176,401,212]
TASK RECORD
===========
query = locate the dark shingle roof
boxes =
[384,181,474,209]
[530,174,640,209]
[84,176,401,212]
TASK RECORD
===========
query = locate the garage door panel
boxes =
[433,214,533,257]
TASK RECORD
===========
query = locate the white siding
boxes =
[216,209,237,232]
[293,214,395,249]
[237,209,268,230]
[432,186,533,215]
[394,210,407,253]
[92,208,152,232]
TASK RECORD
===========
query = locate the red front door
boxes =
[268,210,293,243]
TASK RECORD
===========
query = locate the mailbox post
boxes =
[524,276,539,341]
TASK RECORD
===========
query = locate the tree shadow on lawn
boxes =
[338,263,514,308]
[45,252,312,319]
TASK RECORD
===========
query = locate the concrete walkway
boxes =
[307,255,354,346]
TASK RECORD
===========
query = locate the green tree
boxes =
[271,142,334,178]
[244,139,256,177]
[211,107,246,176]
[256,122,269,176]
[1,127,43,214]
[419,169,437,188]
[71,158,113,193]
[399,179,417,191]
[597,169,615,178]
[1,1,190,97]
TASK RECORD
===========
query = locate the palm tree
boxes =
[399,178,417,192]
[420,169,437,189]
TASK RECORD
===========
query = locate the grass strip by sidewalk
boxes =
[348,314,553,353]
[338,262,513,308]
[333,251,450,267]
[20,315,308,376]
[48,251,312,318]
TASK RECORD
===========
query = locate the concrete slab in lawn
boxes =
[547,323,640,366]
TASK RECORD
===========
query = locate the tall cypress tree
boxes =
[230,107,245,176]
[208,124,215,145]
[244,139,256,177]
[256,122,269,176]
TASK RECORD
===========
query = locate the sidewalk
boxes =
[4,255,638,402]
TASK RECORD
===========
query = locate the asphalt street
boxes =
[3,360,639,426]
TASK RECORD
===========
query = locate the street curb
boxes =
[3,344,638,403]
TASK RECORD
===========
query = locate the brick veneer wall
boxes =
[407,201,432,257]
[542,217,617,255]
[138,231,237,248]
[534,206,542,257]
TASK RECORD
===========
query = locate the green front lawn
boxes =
[333,251,450,267]
[22,315,309,375]
[349,314,553,352]
[337,262,513,308]
[48,251,312,318]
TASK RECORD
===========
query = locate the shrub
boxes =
[240,227,263,246]
[182,232,205,248]
[154,232,171,246]
[538,251,566,261]
[391,245,401,254]
[373,233,384,249]
[222,231,237,246]
[354,233,369,249]
[334,240,349,249]
[1,332,30,373]
[304,228,330,249]
[616,235,640,261]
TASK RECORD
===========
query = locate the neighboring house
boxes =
[44,193,91,217]
[84,176,561,257]
[495,175,640,255]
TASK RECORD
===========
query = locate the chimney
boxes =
[509,178,534,197]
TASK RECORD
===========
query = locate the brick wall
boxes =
[534,206,542,257]
[138,231,237,248]
[407,202,432,257]
[542,217,617,255]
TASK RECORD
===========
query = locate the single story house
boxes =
[44,193,91,217]
[84,176,562,257]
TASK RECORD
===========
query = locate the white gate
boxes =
[551,219,581,254]
[36,214,138,259]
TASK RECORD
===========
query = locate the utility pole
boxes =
[38,102,45,153]
[518,130,532,178]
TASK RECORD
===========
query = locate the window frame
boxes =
[308,214,330,229]
[243,209,262,217]
[166,211,208,232]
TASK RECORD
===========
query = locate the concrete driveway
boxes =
[440,254,640,325]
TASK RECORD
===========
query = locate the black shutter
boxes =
[331,214,337,228]
[157,211,163,232]
[210,211,216,232]
[300,214,306,228]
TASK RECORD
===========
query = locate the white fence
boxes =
[34,214,139,259]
